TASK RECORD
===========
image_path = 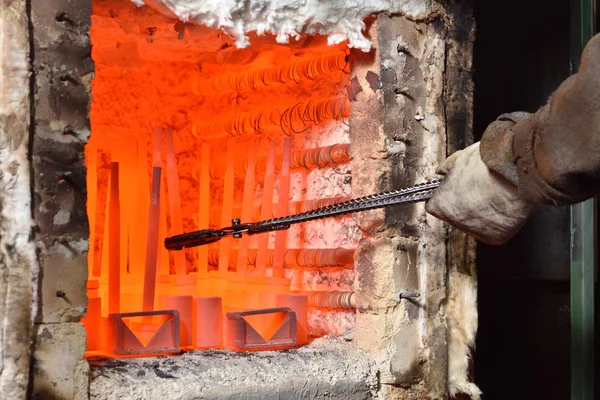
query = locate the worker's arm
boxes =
[507,33,600,204]
[426,33,600,244]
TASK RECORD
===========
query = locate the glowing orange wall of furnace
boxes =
[84,0,359,355]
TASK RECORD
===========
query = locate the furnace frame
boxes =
[0,0,475,398]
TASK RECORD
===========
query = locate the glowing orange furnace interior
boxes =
[83,0,359,357]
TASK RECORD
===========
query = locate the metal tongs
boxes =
[164,180,440,250]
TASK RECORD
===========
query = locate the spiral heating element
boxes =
[192,51,350,95]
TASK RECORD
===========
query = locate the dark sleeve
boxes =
[481,33,600,205]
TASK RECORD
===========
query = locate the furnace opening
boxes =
[83,0,359,356]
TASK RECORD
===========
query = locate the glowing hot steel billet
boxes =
[272,138,292,278]
[142,167,162,312]
[164,128,186,276]
[255,141,276,277]
[108,162,121,314]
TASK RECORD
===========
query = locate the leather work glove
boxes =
[426,142,536,245]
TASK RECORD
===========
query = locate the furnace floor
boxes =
[89,337,377,399]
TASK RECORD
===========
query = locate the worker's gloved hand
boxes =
[426,142,535,245]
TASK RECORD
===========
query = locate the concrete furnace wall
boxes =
[29,0,93,398]
[0,1,40,398]
[0,0,473,398]
[350,2,475,398]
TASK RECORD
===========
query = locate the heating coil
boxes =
[306,290,356,310]
[192,51,350,96]
[192,97,350,139]
[204,143,350,180]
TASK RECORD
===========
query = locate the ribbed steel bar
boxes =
[165,180,439,250]
[250,180,439,233]
[208,196,351,227]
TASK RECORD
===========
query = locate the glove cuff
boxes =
[480,112,531,186]
[512,109,578,205]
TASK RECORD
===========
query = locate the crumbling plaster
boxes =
[30,323,89,399]
[30,0,92,324]
[0,1,40,398]
[28,0,93,398]
[349,13,448,393]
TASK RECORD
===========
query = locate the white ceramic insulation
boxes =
[132,0,426,51]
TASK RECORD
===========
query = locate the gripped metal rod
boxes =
[165,180,440,250]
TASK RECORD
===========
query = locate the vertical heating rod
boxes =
[87,135,98,277]
[132,136,150,277]
[120,138,137,278]
[108,162,121,314]
[255,141,276,276]
[158,171,170,275]
[92,152,111,278]
[142,167,162,312]
[101,169,111,286]
[154,128,170,276]
[164,128,186,276]
[272,139,291,277]
[218,142,236,275]
[197,144,211,277]
[236,144,257,277]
